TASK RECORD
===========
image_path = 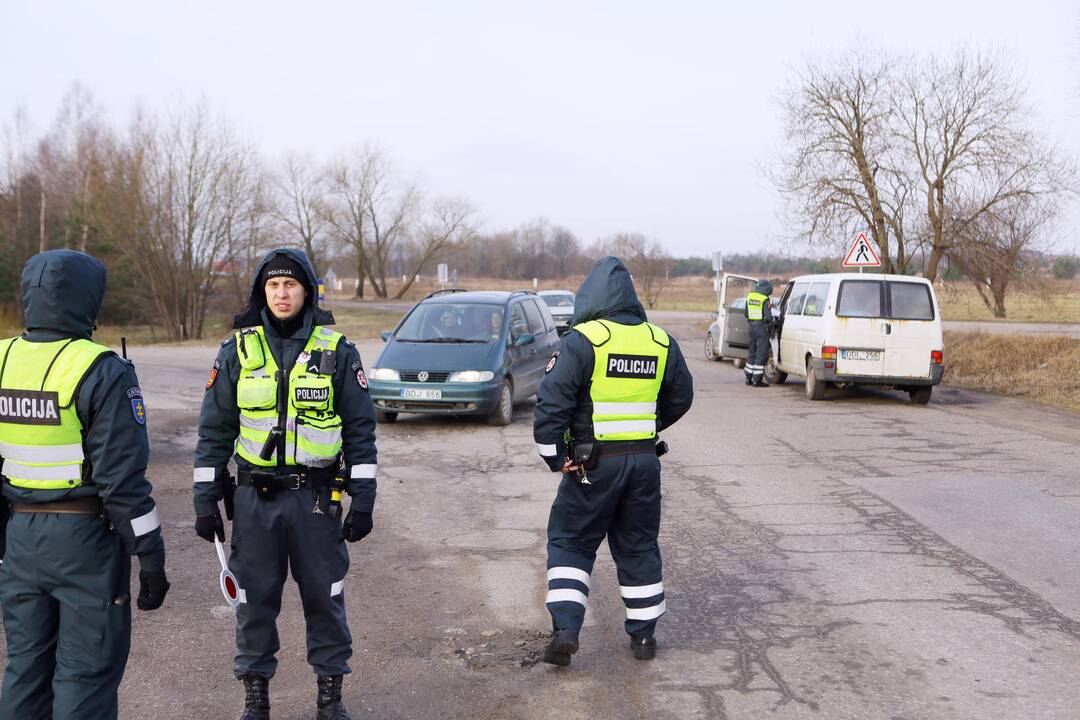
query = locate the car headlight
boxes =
[369,368,400,382]
[448,370,495,383]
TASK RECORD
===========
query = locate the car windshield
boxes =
[541,293,574,308]
[395,303,504,342]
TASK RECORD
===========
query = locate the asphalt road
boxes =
[3,314,1079,719]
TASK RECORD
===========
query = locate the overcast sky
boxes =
[2,1,1078,257]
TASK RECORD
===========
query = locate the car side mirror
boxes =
[514,333,535,347]
[380,331,392,342]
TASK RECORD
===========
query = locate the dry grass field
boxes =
[943,331,1080,412]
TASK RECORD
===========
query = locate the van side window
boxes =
[802,282,831,317]
[888,282,935,320]
[785,283,811,316]
[509,303,529,340]
[522,300,546,334]
[837,280,883,318]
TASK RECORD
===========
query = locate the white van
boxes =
[708,272,945,403]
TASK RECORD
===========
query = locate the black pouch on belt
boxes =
[573,440,597,472]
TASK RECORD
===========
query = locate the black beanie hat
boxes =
[260,254,310,293]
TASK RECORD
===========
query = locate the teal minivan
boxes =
[368,290,560,425]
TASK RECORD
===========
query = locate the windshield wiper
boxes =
[399,337,487,343]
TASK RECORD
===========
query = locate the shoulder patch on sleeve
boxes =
[545,349,560,374]
[351,359,363,372]
[126,386,143,399]
[130,397,147,425]
[206,359,220,390]
[356,368,368,390]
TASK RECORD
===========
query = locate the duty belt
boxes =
[9,497,103,515]
[594,439,657,458]
[237,468,334,493]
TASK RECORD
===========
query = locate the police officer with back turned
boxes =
[0,250,169,720]
[744,279,774,387]
[533,256,693,666]
[193,249,377,720]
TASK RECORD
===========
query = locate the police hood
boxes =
[21,250,107,340]
[571,256,647,326]
[233,248,334,329]
[755,279,774,296]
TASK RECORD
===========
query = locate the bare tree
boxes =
[394,197,475,298]
[97,104,256,339]
[898,50,1060,280]
[549,225,580,277]
[776,51,909,272]
[594,232,672,309]
[947,196,1055,317]
[327,147,418,298]
[275,153,329,276]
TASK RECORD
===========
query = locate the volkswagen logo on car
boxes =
[417,371,429,382]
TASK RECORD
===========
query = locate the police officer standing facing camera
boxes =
[0,250,168,720]
[193,249,377,720]
[533,256,693,666]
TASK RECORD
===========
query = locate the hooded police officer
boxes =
[193,249,377,720]
[0,250,169,720]
[533,257,693,666]
[744,279,774,387]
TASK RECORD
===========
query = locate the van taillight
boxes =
[931,350,943,365]
[821,346,837,360]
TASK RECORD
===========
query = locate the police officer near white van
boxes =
[744,279,774,387]
[533,257,693,666]
[193,249,377,720]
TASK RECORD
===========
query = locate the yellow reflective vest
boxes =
[573,319,669,441]
[746,292,769,321]
[0,336,112,489]
[234,325,344,468]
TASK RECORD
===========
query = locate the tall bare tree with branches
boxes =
[275,153,330,277]
[776,51,908,272]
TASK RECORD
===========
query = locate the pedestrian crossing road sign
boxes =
[843,232,881,268]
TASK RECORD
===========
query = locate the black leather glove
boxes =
[340,510,373,543]
[540,454,564,472]
[195,510,225,543]
[137,569,170,611]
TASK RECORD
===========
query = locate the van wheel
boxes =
[764,358,787,385]
[376,410,398,423]
[805,363,826,401]
[908,386,932,405]
[487,380,514,426]
[704,333,720,361]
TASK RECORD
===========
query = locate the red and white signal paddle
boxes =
[215,537,241,608]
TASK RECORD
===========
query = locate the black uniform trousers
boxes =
[229,485,352,679]
[746,319,770,382]
[546,450,666,637]
[0,513,131,720]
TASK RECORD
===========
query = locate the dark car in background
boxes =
[538,290,575,334]
[369,289,560,425]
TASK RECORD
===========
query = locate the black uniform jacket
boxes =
[533,256,694,467]
[193,249,378,517]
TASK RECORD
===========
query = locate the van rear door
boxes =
[882,281,938,378]
[717,273,759,360]
[834,279,886,376]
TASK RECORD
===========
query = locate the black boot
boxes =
[238,675,270,720]
[316,675,351,720]
[744,373,753,385]
[542,628,580,667]
[753,376,768,387]
[630,633,657,660]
